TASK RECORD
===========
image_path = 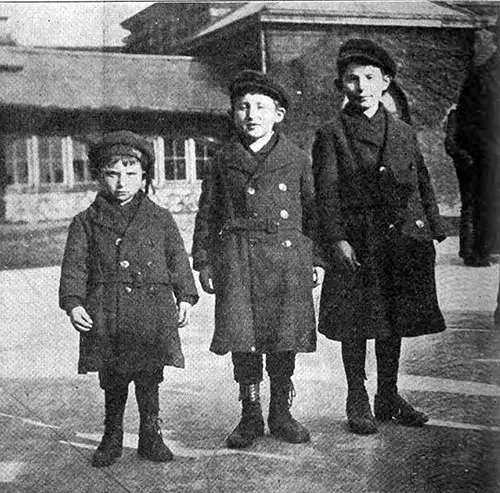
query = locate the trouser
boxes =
[341,335,402,396]
[232,351,296,385]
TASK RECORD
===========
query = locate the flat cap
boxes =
[229,69,290,110]
[89,130,155,170]
[337,38,397,78]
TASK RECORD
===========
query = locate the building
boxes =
[0,46,230,222]
[0,2,497,223]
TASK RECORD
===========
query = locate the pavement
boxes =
[0,236,499,493]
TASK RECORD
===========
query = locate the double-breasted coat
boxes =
[59,192,198,374]
[192,133,318,355]
[312,106,446,341]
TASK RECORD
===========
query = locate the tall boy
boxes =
[59,131,198,466]
[192,70,322,448]
[312,39,446,434]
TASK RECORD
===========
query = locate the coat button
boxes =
[278,183,287,192]
[115,238,122,246]
[251,212,259,218]
[416,219,424,228]
[388,223,395,229]
[247,187,256,195]
[280,210,289,219]
[250,346,256,352]
[379,166,387,172]
[124,286,132,293]
[282,240,292,248]
[119,260,130,269]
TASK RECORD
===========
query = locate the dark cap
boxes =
[229,69,290,110]
[89,130,155,172]
[337,38,397,78]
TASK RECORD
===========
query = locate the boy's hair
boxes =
[336,38,397,80]
[89,130,155,190]
[229,69,289,111]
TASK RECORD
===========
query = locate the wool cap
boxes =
[337,38,397,78]
[229,69,290,110]
[89,130,155,171]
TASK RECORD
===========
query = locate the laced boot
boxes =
[92,388,128,468]
[268,378,310,443]
[227,383,264,449]
[374,393,429,427]
[346,387,377,435]
[136,383,173,462]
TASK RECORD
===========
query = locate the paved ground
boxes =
[0,237,499,493]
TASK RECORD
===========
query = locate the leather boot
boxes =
[136,383,173,462]
[374,393,429,426]
[346,387,377,435]
[92,388,128,468]
[227,383,264,449]
[268,378,310,443]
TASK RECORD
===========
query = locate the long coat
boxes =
[312,107,446,341]
[192,133,317,355]
[456,51,500,254]
[59,192,198,374]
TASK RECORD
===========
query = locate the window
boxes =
[39,136,63,184]
[5,136,29,186]
[164,137,187,180]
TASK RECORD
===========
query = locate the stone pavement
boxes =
[0,236,499,493]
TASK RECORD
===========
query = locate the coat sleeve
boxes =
[59,214,90,313]
[191,157,224,271]
[311,126,348,249]
[413,133,447,242]
[163,211,199,306]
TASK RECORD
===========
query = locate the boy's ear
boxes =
[275,106,286,122]
[382,74,392,93]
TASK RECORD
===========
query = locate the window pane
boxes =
[39,136,63,184]
[194,137,219,180]
[164,137,186,180]
[5,136,28,185]
[72,139,93,183]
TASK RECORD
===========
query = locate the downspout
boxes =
[260,26,267,74]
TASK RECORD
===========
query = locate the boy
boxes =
[59,130,198,467]
[192,70,322,448]
[312,39,446,434]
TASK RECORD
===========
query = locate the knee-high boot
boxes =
[92,388,128,468]
[135,383,173,462]
[374,336,428,426]
[342,340,377,435]
[227,383,264,449]
[268,377,310,443]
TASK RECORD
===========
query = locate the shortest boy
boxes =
[59,131,198,467]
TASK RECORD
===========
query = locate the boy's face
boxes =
[232,93,285,143]
[100,155,144,204]
[341,62,391,113]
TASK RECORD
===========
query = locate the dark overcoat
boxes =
[192,133,317,355]
[59,192,198,374]
[312,107,446,341]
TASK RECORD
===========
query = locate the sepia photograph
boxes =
[0,1,499,491]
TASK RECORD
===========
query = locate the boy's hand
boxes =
[178,301,192,328]
[199,265,216,294]
[335,240,361,272]
[70,306,93,332]
[313,266,325,287]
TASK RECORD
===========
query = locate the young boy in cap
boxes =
[312,39,446,434]
[59,130,198,466]
[192,69,323,448]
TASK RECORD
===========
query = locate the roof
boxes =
[0,46,228,114]
[184,0,485,45]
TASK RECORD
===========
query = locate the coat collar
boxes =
[223,132,294,178]
[88,191,155,235]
